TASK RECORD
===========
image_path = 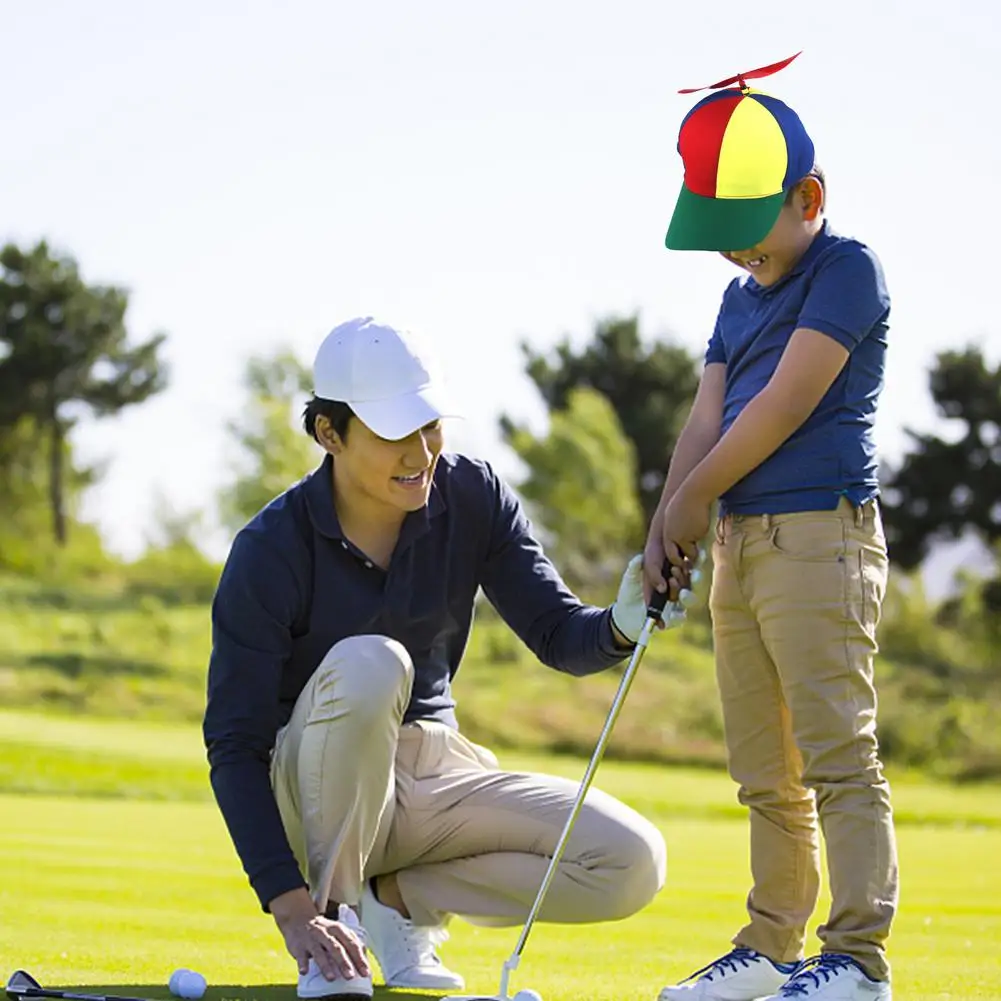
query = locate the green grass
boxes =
[2,711,1000,1000]
[2,569,1000,779]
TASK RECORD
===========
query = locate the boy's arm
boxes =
[664,330,844,564]
[664,243,890,562]
[668,328,849,557]
[643,363,725,595]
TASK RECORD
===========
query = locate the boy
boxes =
[643,73,897,1001]
[205,316,684,999]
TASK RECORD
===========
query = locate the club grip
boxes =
[646,560,675,618]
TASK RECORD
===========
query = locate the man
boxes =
[204,316,688,998]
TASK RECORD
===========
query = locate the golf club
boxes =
[5,971,157,1001]
[442,571,680,1001]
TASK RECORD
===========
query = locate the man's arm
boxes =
[203,531,307,911]
[477,467,628,676]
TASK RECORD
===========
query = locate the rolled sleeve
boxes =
[797,245,890,351]
[705,313,726,366]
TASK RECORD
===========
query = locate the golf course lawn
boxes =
[1,710,999,1000]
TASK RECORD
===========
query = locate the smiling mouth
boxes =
[393,470,428,486]
[736,254,768,269]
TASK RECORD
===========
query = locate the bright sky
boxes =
[3,0,999,563]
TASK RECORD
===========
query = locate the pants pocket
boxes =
[768,517,848,563]
[410,721,498,779]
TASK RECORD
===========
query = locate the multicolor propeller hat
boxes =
[665,52,816,252]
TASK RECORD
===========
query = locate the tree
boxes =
[503,387,644,595]
[882,346,1001,562]
[881,345,1001,609]
[508,315,701,523]
[0,241,167,544]
[217,348,321,532]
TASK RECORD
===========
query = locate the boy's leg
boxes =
[749,500,898,983]
[369,720,666,928]
[270,634,414,910]
[711,516,823,966]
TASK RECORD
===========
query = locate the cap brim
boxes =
[352,386,462,441]
[665,186,786,252]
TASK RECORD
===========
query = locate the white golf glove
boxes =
[610,553,698,645]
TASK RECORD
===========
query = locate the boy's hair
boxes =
[302,395,355,443]
[785,164,826,205]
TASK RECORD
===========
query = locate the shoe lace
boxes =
[682,948,761,984]
[780,955,860,996]
[395,915,450,966]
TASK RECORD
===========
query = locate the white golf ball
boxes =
[168,969,206,999]
[513,990,543,1001]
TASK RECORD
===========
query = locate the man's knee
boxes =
[601,812,667,920]
[313,634,414,720]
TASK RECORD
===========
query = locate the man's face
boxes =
[333,417,443,515]
[719,177,823,287]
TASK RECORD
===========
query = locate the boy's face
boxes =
[323,416,444,516]
[719,176,824,287]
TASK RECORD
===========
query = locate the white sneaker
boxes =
[762,955,891,1000]
[659,947,799,1000]
[297,905,374,999]
[358,880,465,991]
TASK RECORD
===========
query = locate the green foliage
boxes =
[0,415,99,570]
[510,315,700,522]
[217,348,321,532]
[872,569,1000,781]
[123,541,222,605]
[881,345,1001,610]
[1,570,998,781]
[0,240,167,544]
[503,387,644,594]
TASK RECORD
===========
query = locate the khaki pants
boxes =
[710,498,898,981]
[270,635,666,928]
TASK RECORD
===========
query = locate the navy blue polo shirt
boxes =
[705,220,891,515]
[203,452,627,910]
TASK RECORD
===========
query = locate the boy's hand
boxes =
[661,485,711,568]
[643,531,688,603]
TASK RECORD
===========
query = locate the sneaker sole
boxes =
[297,987,373,999]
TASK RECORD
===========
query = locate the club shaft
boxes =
[10,988,152,1001]
[499,612,659,993]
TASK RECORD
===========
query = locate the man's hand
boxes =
[611,555,693,644]
[661,484,711,570]
[270,887,370,982]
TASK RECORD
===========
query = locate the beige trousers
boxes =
[270,635,666,928]
[711,498,898,981]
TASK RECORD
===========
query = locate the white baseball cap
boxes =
[312,316,461,440]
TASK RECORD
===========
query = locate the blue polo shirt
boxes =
[705,220,890,515]
[203,452,627,910]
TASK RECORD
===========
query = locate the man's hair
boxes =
[785,164,826,205]
[302,395,355,443]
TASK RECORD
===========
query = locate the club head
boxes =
[439,996,508,1001]
[6,971,42,997]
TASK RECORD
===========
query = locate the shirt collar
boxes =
[303,452,447,543]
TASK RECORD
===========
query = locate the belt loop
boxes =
[761,513,772,533]
[854,503,864,528]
